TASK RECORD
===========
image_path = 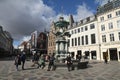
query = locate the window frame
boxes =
[110,33,115,41]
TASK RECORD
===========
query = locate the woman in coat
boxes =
[14,54,21,71]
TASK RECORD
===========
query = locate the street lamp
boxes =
[89,49,91,60]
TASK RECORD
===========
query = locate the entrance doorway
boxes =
[76,50,82,59]
[71,52,75,58]
[91,51,97,60]
[77,50,82,56]
[109,48,118,60]
[85,51,89,59]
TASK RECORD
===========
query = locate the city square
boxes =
[0,0,120,80]
[0,60,120,80]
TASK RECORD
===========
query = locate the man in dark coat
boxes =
[66,55,72,71]
[21,52,26,70]
[31,53,40,68]
[47,54,55,71]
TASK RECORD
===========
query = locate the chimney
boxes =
[69,14,74,28]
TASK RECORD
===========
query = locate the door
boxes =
[109,48,118,60]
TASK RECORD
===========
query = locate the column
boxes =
[56,43,58,51]
[117,51,119,61]
[56,42,59,54]
[89,51,92,60]
[65,42,68,53]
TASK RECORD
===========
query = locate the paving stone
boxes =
[96,77,105,80]
[28,77,37,80]
[54,75,61,78]
[0,60,120,80]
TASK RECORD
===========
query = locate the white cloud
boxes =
[74,3,94,21]
[0,0,94,48]
[53,3,94,22]
[22,36,31,42]
[0,0,55,40]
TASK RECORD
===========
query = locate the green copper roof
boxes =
[54,21,69,28]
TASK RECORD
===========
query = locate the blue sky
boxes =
[0,0,110,48]
[43,0,98,14]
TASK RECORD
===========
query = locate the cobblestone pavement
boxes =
[0,60,120,80]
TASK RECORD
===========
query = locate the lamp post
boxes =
[89,49,92,60]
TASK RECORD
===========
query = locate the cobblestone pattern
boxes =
[0,60,120,80]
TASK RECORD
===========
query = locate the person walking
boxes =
[31,53,40,68]
[66,55,72,71]
[14,54,21,71]
[39,54,46,69]
[20,51,26,70]
[47,54,55,71]
[104,55,108,64]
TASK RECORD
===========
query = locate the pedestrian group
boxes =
[14,51,83,71]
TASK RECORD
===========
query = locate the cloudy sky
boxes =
[0,0,112,48]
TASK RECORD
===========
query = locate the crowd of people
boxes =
[14,52,84,71]
[14,52,56,71]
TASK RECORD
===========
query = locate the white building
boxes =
[31,31,39,50]
[67,0,120,61]
[67,15,101,60]
[97,0,120,61]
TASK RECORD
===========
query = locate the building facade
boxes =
[18,41,27,52]
[0,26,13,57]
[67,0,120,61]
[47,0,120,61]
[37,32,48,55]
[31,31,38,51]
[47,22,56,55]
[67,15,101,60]
[97,0,120,61]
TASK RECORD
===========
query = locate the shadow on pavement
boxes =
[87,65,93,68]
[23,67,38,70]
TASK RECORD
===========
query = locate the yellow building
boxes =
[47,22,56,55]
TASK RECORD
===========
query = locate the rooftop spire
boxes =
[69,14,74,27]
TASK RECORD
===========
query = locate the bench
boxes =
[54,61,89,70]
[77,61,89,69]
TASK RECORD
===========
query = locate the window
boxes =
[72,38,74,46]
[85,35,88,45]
[118,32,120,41]
[116,10,120,16]
[74,29,77,34]
[68,39,70,47]
[90,24,95,29]
[100,17,104,21]
[108,22,113,29]
[81,36,84,45]
[78,37,80,45]
[101,25,105,31]
[117,20,120,28]
[81,27,84,32]
[110,33,114,41]
[78,28,80,33]
[102,35,106,42]
[107,14,112,19]
[71,30,73,34]
[75,38,77,46]
[85,26,88,31]
[91,34,96,44]
[91,51,96,60]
